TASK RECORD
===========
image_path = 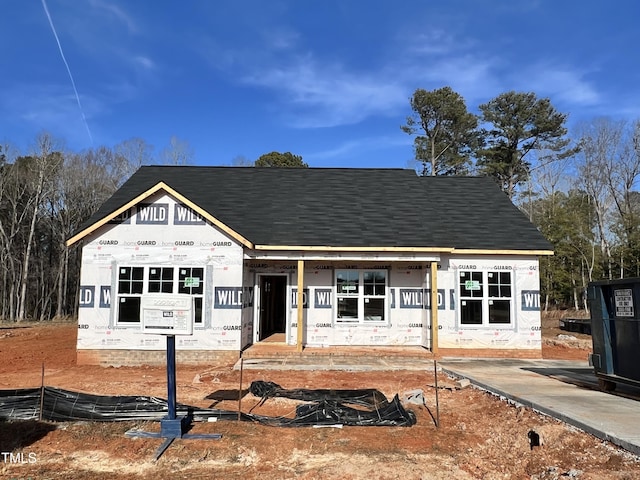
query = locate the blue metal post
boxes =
[127,333,221,460]
[166,335,176,420]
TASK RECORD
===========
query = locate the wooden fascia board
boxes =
[450,248,554,256]
[66,183,167,246]
[254,245,553,256]
[66,182,254,249]
[253,245,454,253]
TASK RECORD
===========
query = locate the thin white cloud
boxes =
[41,0,93,144]
[243,56,407,128]
[89,0,138,34]
[55,1,152,72]
[133,55,156,71]
[402,54,503,107]
[407,29,474,56]
[263,27,300,51]
[225,24,503,127]
[195,33,248,72]
[0,84,103,148]
[40,2,157,111]
[402,30,602,112]
[199,5,607,130]
[305,134,411,161]
[514,64,600,106]
[608,101,640,118]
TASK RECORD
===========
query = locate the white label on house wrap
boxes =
[614,289,634,317]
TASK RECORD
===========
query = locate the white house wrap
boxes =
[68,167,552,365]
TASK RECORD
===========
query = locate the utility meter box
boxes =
[141,294,194,335]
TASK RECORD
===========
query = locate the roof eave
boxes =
[450,248,554,256]
[253,245,453,253]
[253,245,553,256]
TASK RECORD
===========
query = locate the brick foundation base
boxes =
[438,348,542,359]
[76,349,240,367]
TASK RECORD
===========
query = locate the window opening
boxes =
[459,270,512,326]
[336,270,387,323]
[116,266,204,325]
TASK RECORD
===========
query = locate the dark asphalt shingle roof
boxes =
[74,166,553,252]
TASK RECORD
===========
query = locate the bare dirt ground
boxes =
[1,313,639,480]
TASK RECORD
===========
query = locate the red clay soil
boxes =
[0,321,638,480]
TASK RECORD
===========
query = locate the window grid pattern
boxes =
[459,270,513,326]
[115,266,204,325]
[117,267,144,323]
[178,267,204,324]
[336,270,387,323]
[148,267,174,293]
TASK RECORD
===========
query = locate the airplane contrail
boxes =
[41,0,93,144]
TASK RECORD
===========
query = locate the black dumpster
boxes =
[587,278,640,391]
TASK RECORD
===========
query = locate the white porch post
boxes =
[430,261,439,354]
[297,259,305,352]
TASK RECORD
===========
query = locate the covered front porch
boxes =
[237,340,436,371]
[245,255,443,352]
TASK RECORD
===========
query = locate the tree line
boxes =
[0,135,192,322]
[402,87,640,309]
[0,135,306,322]
[1,87,638,321]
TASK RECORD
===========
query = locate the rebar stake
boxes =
[39,363,45,421]
[434,359,440,428]
[238,356,244,421]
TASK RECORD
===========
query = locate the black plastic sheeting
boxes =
[248,381,417,427]
[0,383,416,427]
[250,381,389,407]
[0,387,246,422]
[0,388,41,421]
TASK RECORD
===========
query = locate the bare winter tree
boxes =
[159,136,194,165]
[0,143,28,320]
[17,133,63,321]
[606,121,640,277]
[114,137,155,183]
[574,118,640,279]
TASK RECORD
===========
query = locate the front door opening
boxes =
[259,275,287,341]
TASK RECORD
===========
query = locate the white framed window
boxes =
[116,266,204,325]
[459,270,512,326]
[177,267,204,325]
[117,266,144,323]
[336,270,387,323]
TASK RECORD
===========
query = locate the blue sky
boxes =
[1,0,639,169]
